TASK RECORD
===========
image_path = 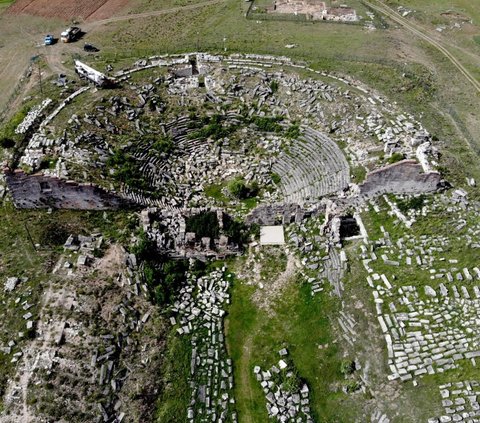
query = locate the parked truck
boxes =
[60,26,81,43]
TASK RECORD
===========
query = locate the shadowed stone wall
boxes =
[5,170,135,210]
[359,160,442,198]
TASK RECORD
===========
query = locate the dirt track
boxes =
[365,0,480,94]
[6,0,126,21]
[83,0,224,29]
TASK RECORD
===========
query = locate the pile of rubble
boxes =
[63,234,103,275]
[171,267,237,422]
[254,349,313,422]
[7,237,159,423]
[428,381,480,423]
[15,98,52,134]
[286,213,347,297]
[359,196,480,384]
[0,276,34,361]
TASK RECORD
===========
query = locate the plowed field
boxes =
[6,0,129,21]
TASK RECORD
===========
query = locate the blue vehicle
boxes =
[44,35,55,46]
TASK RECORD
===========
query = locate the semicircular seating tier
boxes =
[272,127,350,204]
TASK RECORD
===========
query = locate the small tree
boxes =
[270,80,279,93]
[228,177,259,199]
[0,137,15,148]
[228,177,249,199]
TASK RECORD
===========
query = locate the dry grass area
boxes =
[2,242,166,422]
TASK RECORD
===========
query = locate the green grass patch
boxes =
[388,152,405,164]
[155,329,191,423]
[350,165,367,183]
[226,265,358,422]
[204,183,228,203]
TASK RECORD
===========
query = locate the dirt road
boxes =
[365,0,480,94]
[83,0,225,30]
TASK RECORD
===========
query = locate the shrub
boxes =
[396,195,425,213]
[285,124,300,139]
[151,136,174,155]
[340,359,356,376]
[189,115,238,140]
[228,177,259,199]
[153,258,188,306]
[38,156,57,170]
[228,178,248,199]
[223,215,250,247]
[132,230,158,262]
[250,223,260,239]
[344,380,361,393]
[281,370,301,392]
[387,152,405,164]
[107,148,149,190]
[251,116,283,133]
[0,137,15,148]
[133,231,189,306]
[270,80,279,93]
[39,223,69,246]
[185,211,220,239]
[271,172,281,185]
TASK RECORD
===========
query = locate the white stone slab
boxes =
[260,226,285,246]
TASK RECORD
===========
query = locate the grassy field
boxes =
[225,248,368,423]
[0,0,13,11]
[127,0,212,13]
[385,0,480,26]
[154,329,191,423]
[88,0,391,60]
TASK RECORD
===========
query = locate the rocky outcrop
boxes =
[5,169,135,210]
[359,160,442,198]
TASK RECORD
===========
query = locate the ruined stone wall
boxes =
[359,160,442,198]
[5,170,135,210]
[246,203,324,225]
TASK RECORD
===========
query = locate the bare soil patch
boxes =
[96,243,125,277]
[6,0,130,21]
[86,0,131,21]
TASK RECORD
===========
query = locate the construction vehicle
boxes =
[44,35,55,45]
[60,26,81,43]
